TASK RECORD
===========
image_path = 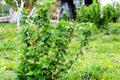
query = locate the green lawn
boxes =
[0,23,120,80]
[0,23,20,80]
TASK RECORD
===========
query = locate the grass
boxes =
[61,23,120,80]
[0,23,20,80]
[0,23,120,80]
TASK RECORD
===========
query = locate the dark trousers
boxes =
[59,1,76,21]
[68,2,76,20]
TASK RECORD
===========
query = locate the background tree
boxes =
[5,0,37,29]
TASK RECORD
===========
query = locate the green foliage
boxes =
[108,23,120,34]
[0,3,9,17]
[23,0,37,5]
[102,4,115,23]
[76,2,120,29]
[60,13,70,21]
[5,0,37,11]
[0,23,120,80]
[16,0,93,80]
[5,0,17,10]
[101,3,120,28]
[0,4,2,13]
[76,3,102,28]
[114,2,120,22]
[60,32,120,79]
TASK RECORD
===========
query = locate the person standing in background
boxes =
[59,0,76,21]
[68,0,76,21]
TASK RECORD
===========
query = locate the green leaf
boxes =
[26,71,34,75]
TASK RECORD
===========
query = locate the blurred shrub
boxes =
[102,4,115,23]
[3,4,9,13]
[16,0,93,79]
[76,3,102,29]
[0,4,9,17]
[114,2,120,22]
[76,2,120,29]
[108,23,120,34]
[61,12,70,21]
